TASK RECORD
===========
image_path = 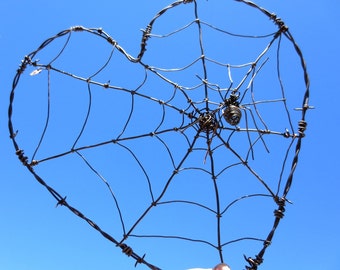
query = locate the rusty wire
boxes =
[8,0,310,269]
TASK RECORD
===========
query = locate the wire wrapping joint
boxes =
[270,13,288,33]
[274,196,286,206]
[119,243,134,257]
[140,24,153,56]
[30,160,39,166]
[273,197,285,218]
[274,209,285,219]
[263,240,271,247]
[244,254,263,270]
[16,149,29,166]
[283,129,290,138]
[298,120,307,137]
[71,25,85,32]
[106,36,117,46]
[17,55,31,74]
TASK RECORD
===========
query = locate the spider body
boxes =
[222,93,242,126]
[223,104,242,126]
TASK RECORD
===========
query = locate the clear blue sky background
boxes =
[1,1,339,270]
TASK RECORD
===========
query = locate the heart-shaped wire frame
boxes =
[8,0,310,269]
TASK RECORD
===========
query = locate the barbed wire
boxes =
[8,0,310,269]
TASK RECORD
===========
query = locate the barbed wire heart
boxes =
[8,0,310,269]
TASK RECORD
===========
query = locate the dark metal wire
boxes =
[8,0,310,269]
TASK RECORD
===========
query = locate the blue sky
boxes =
[1,1,339,270]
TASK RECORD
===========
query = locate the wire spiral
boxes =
[223,105,242,126]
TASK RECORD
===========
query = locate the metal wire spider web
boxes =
[8,0,311,269]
